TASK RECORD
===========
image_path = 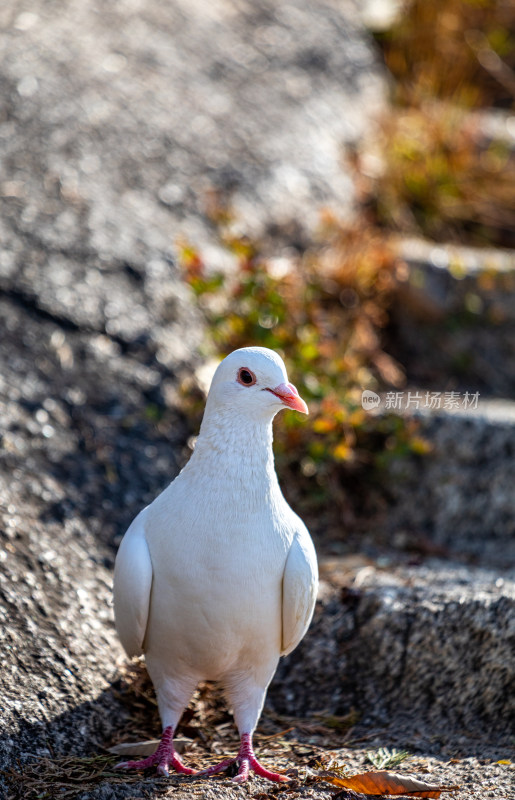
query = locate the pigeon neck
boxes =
[185,407,278,491]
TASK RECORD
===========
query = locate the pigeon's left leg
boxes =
[197,731,290,783]
[233,732,290,783]
[197,677,290,783]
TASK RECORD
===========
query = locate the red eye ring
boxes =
[237,367,257,386]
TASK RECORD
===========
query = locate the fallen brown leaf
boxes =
[317,769,459,797]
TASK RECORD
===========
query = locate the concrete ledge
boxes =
[271,560,515,739]
[386,405,515,568]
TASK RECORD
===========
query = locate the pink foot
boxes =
[114,726,196,777]
[233,751,290,784]
[197,733,290,784]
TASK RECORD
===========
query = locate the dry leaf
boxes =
[317,769,458,798]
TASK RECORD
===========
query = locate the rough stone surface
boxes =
[0,295,189,776]
[272,558,515,739]
[351,563,515,733]
[0,0,384,292]
[384,405,515,568]
[389,239,515,396]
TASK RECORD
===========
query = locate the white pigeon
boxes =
[113,346,318,783]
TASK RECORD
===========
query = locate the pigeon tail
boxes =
[114,726,196,777]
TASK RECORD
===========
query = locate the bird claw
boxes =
[114,730,289,784]
[198,752,290,784]
[247,759,291,783]
[196,757,236,777]
[112,726,197,776]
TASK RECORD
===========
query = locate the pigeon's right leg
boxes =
[115,674,198,777]
[114,724,195,776]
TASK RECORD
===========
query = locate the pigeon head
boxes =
[206,347,308,419]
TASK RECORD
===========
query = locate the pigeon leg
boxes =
[197,733,290,783]
[114,726,196,776]
[232,733,290,784]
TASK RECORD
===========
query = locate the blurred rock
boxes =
[395,237,515,321]
[390,238,515,395]
[271,400,515,740]
[0,0,385,297]
[386,404,515,568]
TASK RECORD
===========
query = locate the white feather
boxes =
[113,509,153,656]
[281,530,318,656]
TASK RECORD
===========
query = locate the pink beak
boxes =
[266,382,308,414]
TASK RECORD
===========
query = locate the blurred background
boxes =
[1,0,515,795]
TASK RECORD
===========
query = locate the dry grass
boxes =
[356,1,515,248]
[353,103,515,247]
[375,0,515,110]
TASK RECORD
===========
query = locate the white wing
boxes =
[113,508,153,657]
[281,528,318,656]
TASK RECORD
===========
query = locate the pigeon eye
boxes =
[237,368,256,386]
